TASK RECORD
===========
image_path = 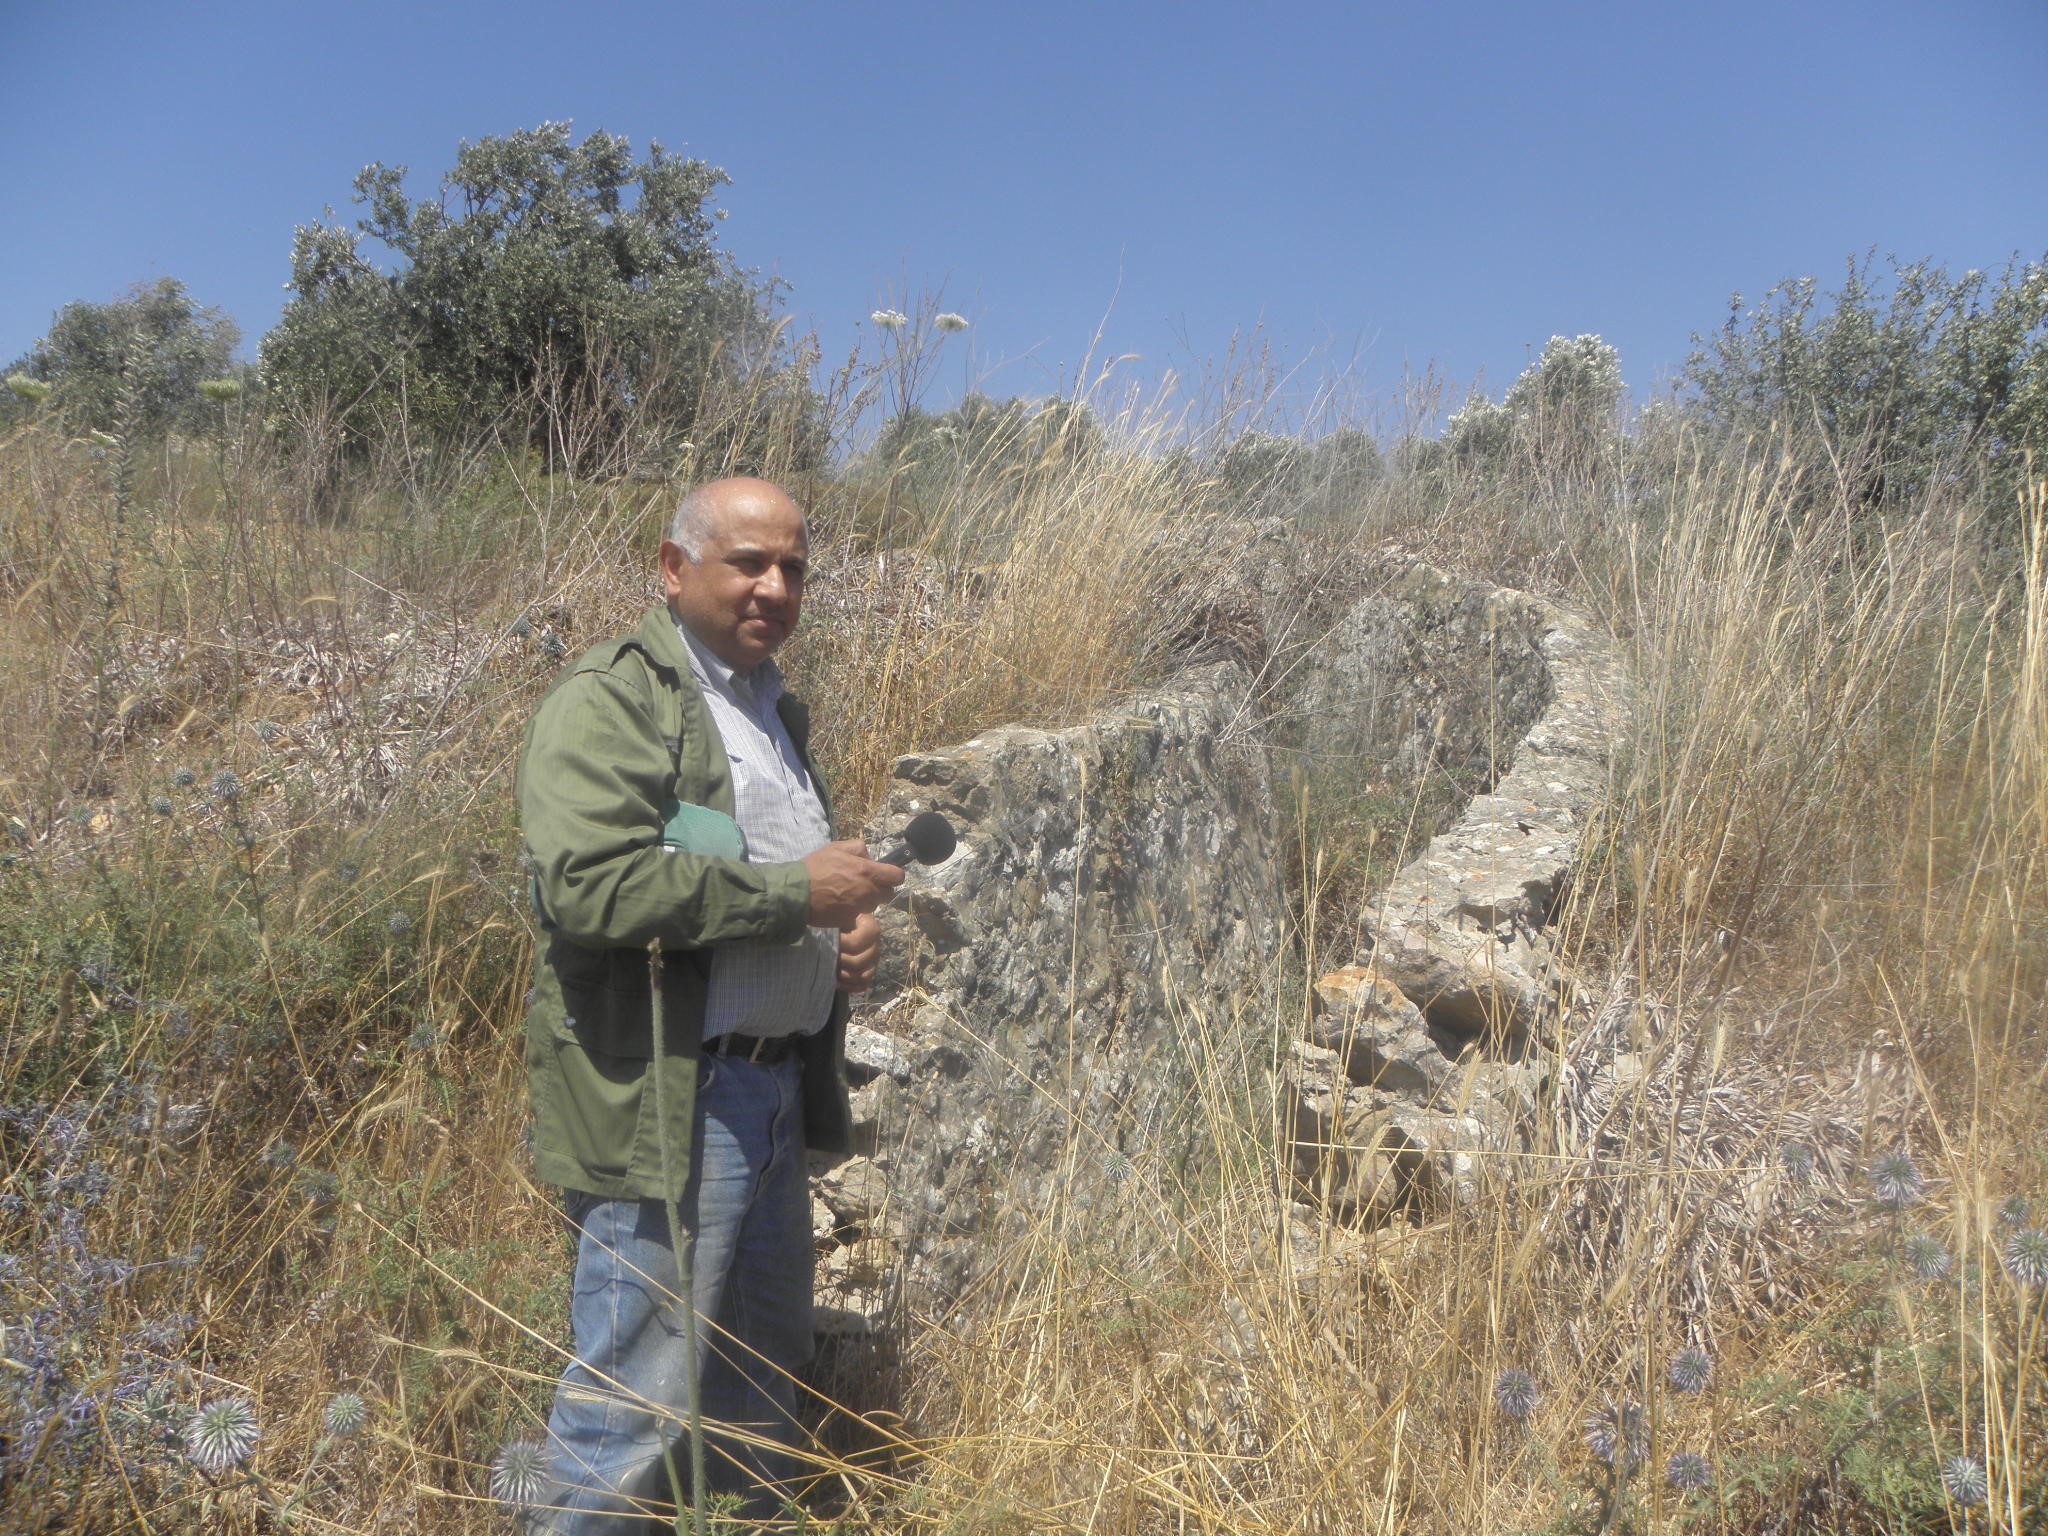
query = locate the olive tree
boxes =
[1,278,241,437]
[1685,253,2048,510]
[260,122,813,476]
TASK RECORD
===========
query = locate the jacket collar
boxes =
[634,604,692,677]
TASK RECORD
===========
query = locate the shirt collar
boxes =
[675,618,785,709]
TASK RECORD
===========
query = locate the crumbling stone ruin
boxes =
[814,536,1628,1337]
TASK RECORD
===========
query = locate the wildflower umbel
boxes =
[1940,1454,1989,1505]
[1905,1233,1952,1280]
[1493,1368,1539,1419]
[491,1437,548,1510]
[2004,1228,2048,1288]
[186,1397,260,1473]
[1869,1148,1924,1209]
[1583,1399,1649,1471]
[322,1392,367,1439]
[1666,1452,1714,1493]
[935,311,969,333]
[869,308,908,330]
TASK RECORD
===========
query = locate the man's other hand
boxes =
[836,911,883,993]
[802,840,904,929]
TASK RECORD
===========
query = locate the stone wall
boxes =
[815,549,1628,1325]
[1282,557,1629,1220]
[821,662,1283,1320]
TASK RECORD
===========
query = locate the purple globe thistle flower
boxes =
[2004,1228,2048,1288]
[385,910,413,938]
[1584,1399,1649,1472]
[207,769,241,804]
[322,1391,367,1439]
[1999,1195,2031,1228]
[149,796,175,817]
[1869,1149,1924,1210]
[1668,1348,1713,1394]
[1905,1234,1952,1281]
[170,767,197,788]
[185,1397,259,1473]
[1666,1451,1714,1493]
[1782,1142,1817,1183]
[1493,1368,1540,1420]
[1940,1454,1989,1505]
[491,1437,548,1510]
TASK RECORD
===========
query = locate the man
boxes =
[518,477,903,1530]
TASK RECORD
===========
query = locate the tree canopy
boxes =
[1685,254,2048,509]
[260,122,811,474]
[2,278,241,437]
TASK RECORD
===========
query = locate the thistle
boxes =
[1781,1142,1816,1182]
[1493,1368,1539,1419]
[322,1391,368,1439]
[386,910,414,938]
[1667,1347,1713,1394]
[171,766,197,788]
[149,796,175,817]
[208,769,241,804]
[186,1397,260,1473]
[1666,1451,1713,1493]
[1583,1398,1648,1472]
[1998,1194,2030,1227]
[491,1437,548,1510]
[1940,1454,1989,1505]
[1904,1233,1952,1281]
[2004,1228,2048,1288]
[1869,1148,1924,1210]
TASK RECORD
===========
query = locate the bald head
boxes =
[669,477,808,563]
[659,478,811,671]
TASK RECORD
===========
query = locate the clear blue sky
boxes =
[3,0,2043,430]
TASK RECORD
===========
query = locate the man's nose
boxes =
[755,566,789,603]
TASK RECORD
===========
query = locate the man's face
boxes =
[659,484,809,672]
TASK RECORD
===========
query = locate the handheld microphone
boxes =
[877,811,957,868]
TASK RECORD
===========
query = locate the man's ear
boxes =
[657,540,689,600]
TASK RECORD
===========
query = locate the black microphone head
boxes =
[901,811,956,866]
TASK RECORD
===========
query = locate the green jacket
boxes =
[518,605,853,1201]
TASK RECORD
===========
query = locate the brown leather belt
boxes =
[704,1032,802,1064]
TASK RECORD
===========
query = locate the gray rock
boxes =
[1308,964,1454,1097]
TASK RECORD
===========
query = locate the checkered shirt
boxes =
[678,623,839,1041]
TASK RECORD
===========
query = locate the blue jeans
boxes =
[537,1054,815,1532]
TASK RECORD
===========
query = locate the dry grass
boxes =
[0,369,2043,1535]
